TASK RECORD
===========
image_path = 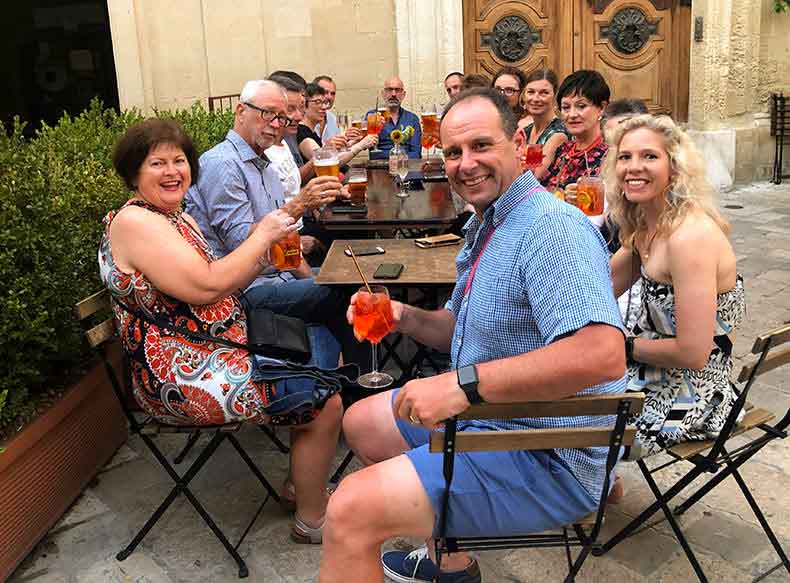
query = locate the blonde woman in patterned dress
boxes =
[604,114,745,465]
[99,118,342,543]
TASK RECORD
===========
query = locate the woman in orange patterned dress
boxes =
[99,118,341,543]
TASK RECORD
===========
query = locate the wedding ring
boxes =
[408,414,421,425]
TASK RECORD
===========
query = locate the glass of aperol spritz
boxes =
[352,285,395,388]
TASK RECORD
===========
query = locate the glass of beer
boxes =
[575,175,605,216]
[521,144,544,171]
[314,147,340,177]
[353,285,395,389]
[351,119,364,130]
[348,167,368,205]
[270,230,302,270]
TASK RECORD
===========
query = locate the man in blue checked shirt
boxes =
[320,88,627,583]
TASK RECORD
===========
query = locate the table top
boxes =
[315,239,461,286]
[318,162,457,231]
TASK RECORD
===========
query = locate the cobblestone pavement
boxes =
[10,182,790,583]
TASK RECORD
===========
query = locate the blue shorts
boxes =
[392,390,598,538]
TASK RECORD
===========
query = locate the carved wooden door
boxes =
[463,1,575,82]
[463,0,690,120]
[577,0,689,119]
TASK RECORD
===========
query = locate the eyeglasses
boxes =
[243,102,291,126]
[307,98,331,108]
[496,87,520,97]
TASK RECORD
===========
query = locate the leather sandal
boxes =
[280,480,335,514]
[291,514,324,544]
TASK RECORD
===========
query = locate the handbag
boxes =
[245,306,311,363]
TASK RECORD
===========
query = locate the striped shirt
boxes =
[448,172,626,497]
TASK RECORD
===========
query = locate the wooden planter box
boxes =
[0,350,128,581]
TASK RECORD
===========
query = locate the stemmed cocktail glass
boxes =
[352,285,394,389]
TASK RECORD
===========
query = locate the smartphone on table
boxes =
[344,245,385,257]
[373,263,404,280]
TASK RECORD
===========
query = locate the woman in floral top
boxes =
[99,118,342,543]
[543,70,611,227]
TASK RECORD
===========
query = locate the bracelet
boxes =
[624,336,635,361]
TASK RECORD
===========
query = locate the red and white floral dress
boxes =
[98,199,272,426]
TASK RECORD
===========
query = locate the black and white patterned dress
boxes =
[627,270,746,458]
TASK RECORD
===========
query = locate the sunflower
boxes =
[389,129,404,144]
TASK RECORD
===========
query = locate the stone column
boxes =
[687,0,765,186]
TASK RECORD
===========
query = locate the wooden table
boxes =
[315,239,460,287]
[318,162,457,232]
[317,238,460,393]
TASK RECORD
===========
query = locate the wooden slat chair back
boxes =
[75,290,280,579]
[208,93,241,113]
[596,324,790,583]
[430,393,644,582]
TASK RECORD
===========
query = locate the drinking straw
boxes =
[346,245,373,294]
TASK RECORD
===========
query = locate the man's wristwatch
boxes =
[457,365,484,405]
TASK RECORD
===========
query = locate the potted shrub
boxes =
[0,101,233,580]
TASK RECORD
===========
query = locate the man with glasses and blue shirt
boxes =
[367,76,422,160]
[185,78,367,370]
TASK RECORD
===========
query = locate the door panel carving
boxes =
[463,0,690,121]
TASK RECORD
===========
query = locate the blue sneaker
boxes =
[382,545,482,583]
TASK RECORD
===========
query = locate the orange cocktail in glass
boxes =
[353,285,394,388]
[576,175,605,216]
[521,144,544,171]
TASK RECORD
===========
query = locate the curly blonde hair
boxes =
[601,114,729,251]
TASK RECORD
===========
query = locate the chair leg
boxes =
[173,431,201,464]
[596,460,704,555]
[565,545,592,583]
[754,561,787,583]
[727,462,790,578]
[120,433,251,578]
[674,438,772,517]
[227,433,281,503]
[639,460,709,583]
[259,424,289,453]
[330,450,356,484]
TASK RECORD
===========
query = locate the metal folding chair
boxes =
[594,324,790,582]
[75,290,282,578]
[432,393,644,582]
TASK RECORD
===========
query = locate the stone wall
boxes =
[107,0,462,119]
[688,0,790,185]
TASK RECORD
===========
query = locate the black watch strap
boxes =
[457,365,484,405]
[625,336,635,361]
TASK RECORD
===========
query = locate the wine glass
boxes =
[353,285,395,389]
[368,98,383,155]
[395,151,410,198]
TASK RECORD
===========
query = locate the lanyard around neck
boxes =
[462,186,545,298]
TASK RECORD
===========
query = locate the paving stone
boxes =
[682,511,772,563]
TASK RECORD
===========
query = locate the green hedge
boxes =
[0,99,234,434]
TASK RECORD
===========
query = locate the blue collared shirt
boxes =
[447,172,626,498]
[366,106,422,160]
[184,129,286,285]
[314,110,340,142]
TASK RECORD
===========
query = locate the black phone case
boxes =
[374,263,404,279]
